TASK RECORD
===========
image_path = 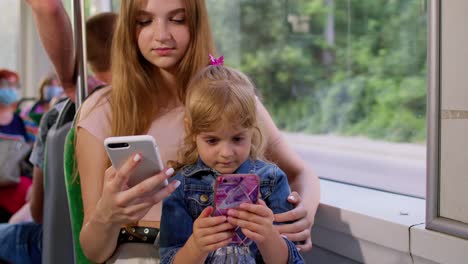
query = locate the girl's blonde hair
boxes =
[172,65,265,169]
[110,0,215,137]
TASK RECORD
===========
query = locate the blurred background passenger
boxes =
[27,11,117,225]
[0,69,27,141]
[0,69,31,223]
[0,6,117,263]
[20,72,63,143]
[32,72,63,118]
[85,12,115,87]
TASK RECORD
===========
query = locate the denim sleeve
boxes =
[283,237,305,264]
[265,166,294,216]
[254,166,303,263]
[160,173,194,264]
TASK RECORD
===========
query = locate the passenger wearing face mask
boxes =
[0,69,27,142]
[13,74,64,182]
[15,73,64,145]
[43,83,64,107]
[0,69,32,224]
[25,73,64,125]
[38,74,63,108]
[0,8,117,263]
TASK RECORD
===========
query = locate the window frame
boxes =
[426,0,468,240]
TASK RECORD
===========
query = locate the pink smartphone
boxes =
[213,174,260,246]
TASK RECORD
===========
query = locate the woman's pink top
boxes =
[77,87,185,222]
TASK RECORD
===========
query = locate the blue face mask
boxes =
[43,85,64,101]
[0,87,19,105]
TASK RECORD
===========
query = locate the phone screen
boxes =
[213,174,259,246]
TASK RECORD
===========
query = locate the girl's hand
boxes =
[91,153,179,226]
[228,201,290,264]
[274,191,313,251]
[189,206,235,254]
[226,200,278,245]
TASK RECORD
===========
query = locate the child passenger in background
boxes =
[160,61,304,264]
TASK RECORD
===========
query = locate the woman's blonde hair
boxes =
[172,65,265,169]
[110,0,215,137]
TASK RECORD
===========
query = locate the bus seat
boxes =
[42,99,75,264]
[64,126,93,264]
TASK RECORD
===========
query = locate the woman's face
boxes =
[136,0,190,73]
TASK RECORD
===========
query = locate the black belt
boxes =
[117,226,160,245]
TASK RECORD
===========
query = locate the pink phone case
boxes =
[213,174,260,246]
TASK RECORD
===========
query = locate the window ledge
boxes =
[411,224,468,264]
[307,179,468,264]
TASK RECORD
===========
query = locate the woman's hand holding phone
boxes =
[104,135,168,189]
[92,153,180,226]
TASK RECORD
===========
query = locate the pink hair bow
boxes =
[209,54,224,66]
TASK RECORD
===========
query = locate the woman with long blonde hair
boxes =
[76,1,213,262]
[30,0,319,263]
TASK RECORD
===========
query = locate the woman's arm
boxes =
[76,128,179,262]
[257,100,320,251]
[76,128,120,262]
[26,0,76,99]
[29,166,44,223]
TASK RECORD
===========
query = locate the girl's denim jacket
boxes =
[159,158,305,264]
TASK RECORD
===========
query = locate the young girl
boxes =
[160,64,304,264]
[29,0,319,263]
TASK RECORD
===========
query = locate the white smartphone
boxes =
[104,135,168,189]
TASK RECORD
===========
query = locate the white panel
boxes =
[413,256,441,264]
[313,225,413,264]
[439,0,468,224]
[302,245,360,264]
[313,180,468,264]
[440,0,468,109]
[411,224,468,264]
[440,119,468,223]
[89,0,112,15]
[313,180,425,262]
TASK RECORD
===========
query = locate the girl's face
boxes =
[196,124,253,174]
[136,0,190,73]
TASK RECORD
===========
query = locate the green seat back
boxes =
[64,127,94,264]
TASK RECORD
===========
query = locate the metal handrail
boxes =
[72,0,88,108]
